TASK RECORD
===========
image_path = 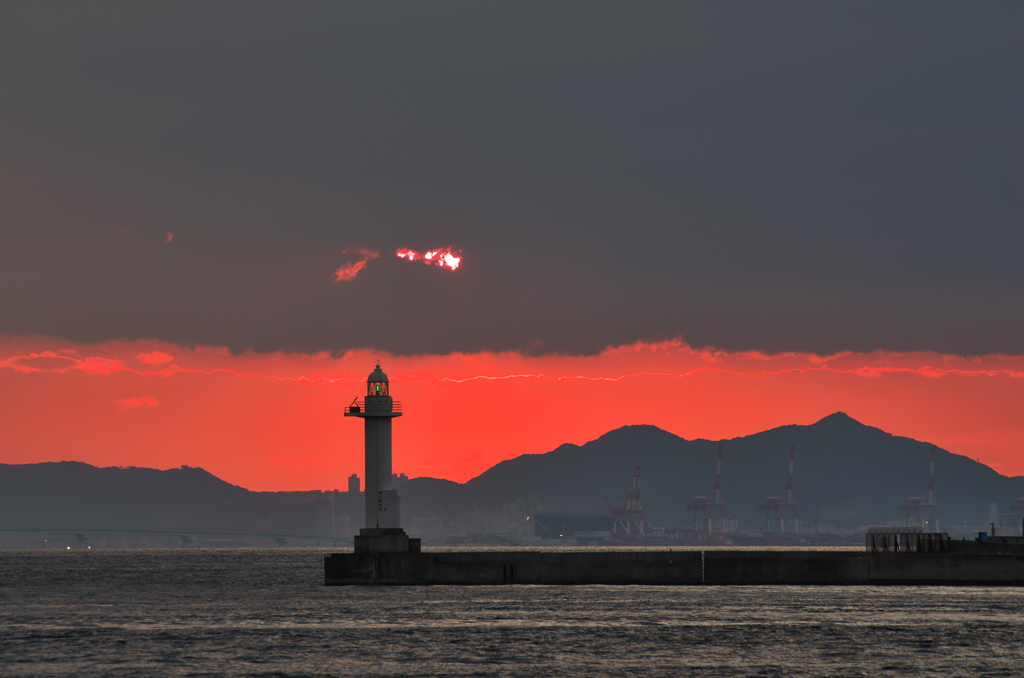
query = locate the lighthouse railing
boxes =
[346,399,402,414]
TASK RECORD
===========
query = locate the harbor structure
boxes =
[760,445,798,534]
[901,446,939,531]
[688,445,727,537]
[343,364,419,554]
[609,466,644,545]
[326,527,1024,585]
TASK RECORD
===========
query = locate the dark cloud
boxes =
[1,2,1022,355]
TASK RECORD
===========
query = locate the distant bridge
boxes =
[0,528,353,547]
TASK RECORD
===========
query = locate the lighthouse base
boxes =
[353,528,421,554]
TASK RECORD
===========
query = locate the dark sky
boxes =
[2,2,1021,356]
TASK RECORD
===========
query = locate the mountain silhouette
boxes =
[0,461,361,536]
[402,412,1023,531]
[3,414,1022,537]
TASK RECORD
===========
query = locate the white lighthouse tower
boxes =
[344,364,419,553]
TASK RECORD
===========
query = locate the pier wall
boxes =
[327,551,704,585]
[325,550,1024,586]
[703,551,869,585]
[869,553,1024,585]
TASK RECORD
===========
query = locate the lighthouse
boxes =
[344,364,419,553]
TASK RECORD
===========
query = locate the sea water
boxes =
[2,548,1023,677]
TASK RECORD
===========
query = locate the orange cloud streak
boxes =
[333,247,380,281]
[114,396,159,412]
[136,351,174,365]
[2,335,1022,490]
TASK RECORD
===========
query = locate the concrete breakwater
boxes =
[324,550,1024,586]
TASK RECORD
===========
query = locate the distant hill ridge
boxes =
[3,413,1022,533]
[415,412,1022,530]
[0,460,353,535]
